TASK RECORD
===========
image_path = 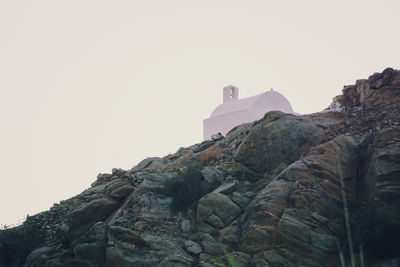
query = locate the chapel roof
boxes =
[209,89,294,118]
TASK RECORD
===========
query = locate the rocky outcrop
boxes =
[2,68,400,266]
[234,111,325,176]
[197,192,241,229]
[240,135,359,266]
[330,67,400,110]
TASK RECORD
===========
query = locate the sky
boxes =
[1,0,399,226]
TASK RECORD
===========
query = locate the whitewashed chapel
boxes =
[203,85,294,140]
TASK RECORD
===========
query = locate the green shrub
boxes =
[164,165,211,213]
[0,216,45,266]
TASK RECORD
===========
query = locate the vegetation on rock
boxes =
[164,164,214,213]
[0,217,44,266]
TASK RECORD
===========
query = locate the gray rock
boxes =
[130,157,163,172]
[136,174,171,195]
[94,173,112,184]
[234,111,324,174]
[365,127,400,226]
[253,250,297,267]
[183,240,202,255]
[201,166,224,185]
[76,222,107,245]
[213,182,237,195]
[108,225,145,250]
[105,179,134,200]
[24,247,54,267]
[104,246,159,266]
[197,192,241,229]
[240,135,359,265]
[68,197,119,234]
[231,192,251,209]
[219,224,240,247]
[73,243,105,265]
[181,219,191,232]
[200,234,225,256]
[193,140,215,153]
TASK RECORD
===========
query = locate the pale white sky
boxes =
[1,0,399,225]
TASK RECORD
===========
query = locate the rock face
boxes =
[234,111,325,175]
[2,68,400,266]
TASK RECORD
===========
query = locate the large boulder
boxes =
[68,197,119,235]
[104,178,135,200]
[197,192,241,229]
[234,111,325,175]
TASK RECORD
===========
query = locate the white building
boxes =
[203,85,294,140]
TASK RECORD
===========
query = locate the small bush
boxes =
[0,216,45,266]
[164,165,211,213]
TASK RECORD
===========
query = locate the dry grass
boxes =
[200,146,222,165]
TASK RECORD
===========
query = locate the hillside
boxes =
[1,68,400,266]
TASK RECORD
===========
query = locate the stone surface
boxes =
[197,192,241,229]
[234,111,325,174]
[130,157,163,172]
[213,182,237,195]
[201,166,224,185]
[200,234,225,256]
[240,135,359,266]
[180,219,191,233]
[183,240,202,255]
[68,197,119,234]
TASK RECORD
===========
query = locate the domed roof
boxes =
[209,89,294,118]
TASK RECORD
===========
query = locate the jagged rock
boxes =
[109,191,173,230]
[197,192,241,229]
[94,173,112,185]
[130,157,163,172]
[193,140,215,153]
[336,68,400,108]
[68,197,119,234]
[212,182,237,195]
[105,178,135,200]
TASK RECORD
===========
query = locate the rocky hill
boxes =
[1,68,400,267]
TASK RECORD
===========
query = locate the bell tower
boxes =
[223,85,239,103]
